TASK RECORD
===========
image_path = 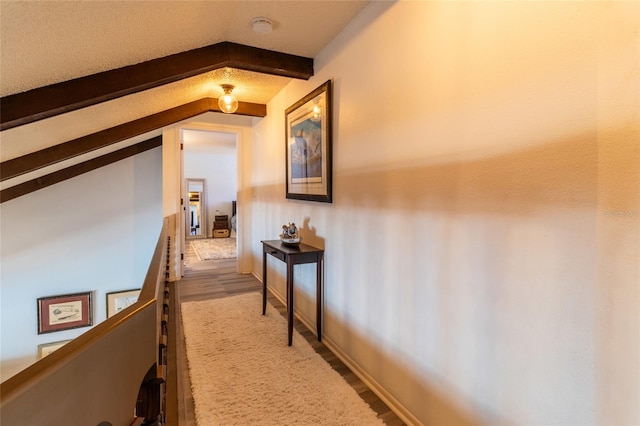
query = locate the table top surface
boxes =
[261,239,324,254]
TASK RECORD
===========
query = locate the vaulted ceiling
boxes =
[0,1,370,202]
[1,1,368,99]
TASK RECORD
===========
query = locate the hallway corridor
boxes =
[166,242,404,425]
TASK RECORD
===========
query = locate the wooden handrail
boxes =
[0,215,174,425]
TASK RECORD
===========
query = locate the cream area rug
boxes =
[181,292,384,425]
[190,238,236,260]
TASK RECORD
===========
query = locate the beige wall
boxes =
[249,2,639,424]
[162,113,257,277]
[1,0,637,422]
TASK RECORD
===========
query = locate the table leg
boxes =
[287,260,294,346]
[316,253,323,341]
[262,250,267,315]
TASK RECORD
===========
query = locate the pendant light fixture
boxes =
[218,84,239,114]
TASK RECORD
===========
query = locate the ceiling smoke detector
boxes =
[252,17,273,34]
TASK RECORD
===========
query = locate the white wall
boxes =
[0,147,162,380]
[183,132,237,237]
[249,2,639,424]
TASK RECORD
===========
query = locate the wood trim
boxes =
[0,98,266,182]
[0,136,162,204]
[1,42,311,130]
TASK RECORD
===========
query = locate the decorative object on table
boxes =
[37,292,93,334]
[285,80,333,203]
[106,289,141,318]
[280,222,301,245]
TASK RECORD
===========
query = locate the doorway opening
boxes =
[182,128,238,270]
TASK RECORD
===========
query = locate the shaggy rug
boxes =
[181,292,384,425]
[190,238,236,260]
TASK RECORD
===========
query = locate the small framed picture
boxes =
[106,289,141,318]
[285,80,333,203]
[37,292,93,334]
[38,340,71,359]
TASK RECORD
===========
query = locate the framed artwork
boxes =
[37,292,93,334]
[285,80,333,203]
[106,289,141,318]
[38,340,71,359]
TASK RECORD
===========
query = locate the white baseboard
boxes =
[322,335,421,426]
[252,272,420,425]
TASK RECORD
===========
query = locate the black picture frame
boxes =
[285,80,333,203]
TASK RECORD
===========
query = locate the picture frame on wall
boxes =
[38,339,72,359]
[285,80,333,203]
[37,292,93,334]
[106,289,141,318]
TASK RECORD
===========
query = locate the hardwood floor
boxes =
[165,239,405,425]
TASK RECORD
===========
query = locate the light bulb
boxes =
[218,84,238,114]
[311,104,321,121]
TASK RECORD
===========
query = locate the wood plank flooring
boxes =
[165,239,405,425]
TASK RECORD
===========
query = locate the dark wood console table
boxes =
[261,240,324,346]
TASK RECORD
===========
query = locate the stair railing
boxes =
[0,215,175,426]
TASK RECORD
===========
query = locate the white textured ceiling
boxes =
[183,128,237,153]
[0,1,369,100]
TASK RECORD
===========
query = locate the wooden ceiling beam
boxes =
[0,136,163,204]
[0,97,266,182]
[0,42,311,130]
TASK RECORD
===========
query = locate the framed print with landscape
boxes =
[106,289,141,318]
[37,292,93,334]
[285,80,333,203]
